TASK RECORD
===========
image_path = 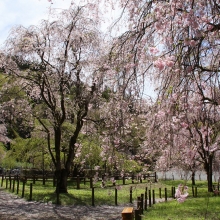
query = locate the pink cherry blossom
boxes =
[149,47,159,54]
[175,184,189,203]
[154,58,165,71]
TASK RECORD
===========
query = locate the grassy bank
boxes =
[143,196,220,220]
[143,180,220,220]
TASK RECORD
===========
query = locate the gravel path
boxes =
[0,188,133,220]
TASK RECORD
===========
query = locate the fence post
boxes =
[17,179,19,194]
[9,176,12,190]
[141,194,144,214]
[22,181,25,198]
[77,175,80,189]
[140,175,142,183]
[153,190,155,204]
[1,175,4,187]
[6,178,8,189]
[135,209,142,220]
[159,188,162,198]
[43,172,45,185]
[12,178,15,193]
[154,172,157,182]
[115,188,118,206]
[90,177,93,188]
[29,183,33,201]
[123,176,125,185]
[173,186,176,198]
[144,190,147,210]
[165,188,167,202]
[130,186,133,203]
[148,190,151,207]
[33,175,35,184]
[92,187,95,206]
[132,174,135,184]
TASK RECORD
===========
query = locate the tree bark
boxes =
[204,155,213,192]
[207,155,213,192]
[191,170,196,185]
[55,169,68,193]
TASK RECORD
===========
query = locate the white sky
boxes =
[0,0,78,46]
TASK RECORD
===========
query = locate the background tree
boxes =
[2,3,110,193]
[104,0,220,192]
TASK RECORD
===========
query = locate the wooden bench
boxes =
[122,207,134,220]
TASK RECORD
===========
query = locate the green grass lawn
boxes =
[143,180,220,220]
[1,177,220,219]
[143,196,220,220]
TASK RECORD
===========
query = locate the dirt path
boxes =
[0,188,132,220]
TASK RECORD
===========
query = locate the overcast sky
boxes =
[0,0,76,46]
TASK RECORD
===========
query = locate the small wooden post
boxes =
[154,172,157,182]
[17,179,20,194]
[135,209,141,220]
[22,181,25,198]
[1,175,4,187]
[130,186,133,203]
[43,173,45,185]
[33,175,35,184]
[9,176,12,190]
[148,190,151,207]
[173,186,176,198]
[132,174,134,184]
[12,178,15,193]
[77,175,80,189]
[123,176,125,185]
[159,187,162,198]
[165,188,167,202]
[90,177,93,188]
[144,190,147,210]
[115,188,118,206]
[140,176,142,183]
[141,194,144,214]
[29,183,33,201]
[6,178,8,189]
[153,190,155,204]
[92,187,95,206]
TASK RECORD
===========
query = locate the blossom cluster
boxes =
[175,184,189,203]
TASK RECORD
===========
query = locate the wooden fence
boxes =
[1,171,157,187]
